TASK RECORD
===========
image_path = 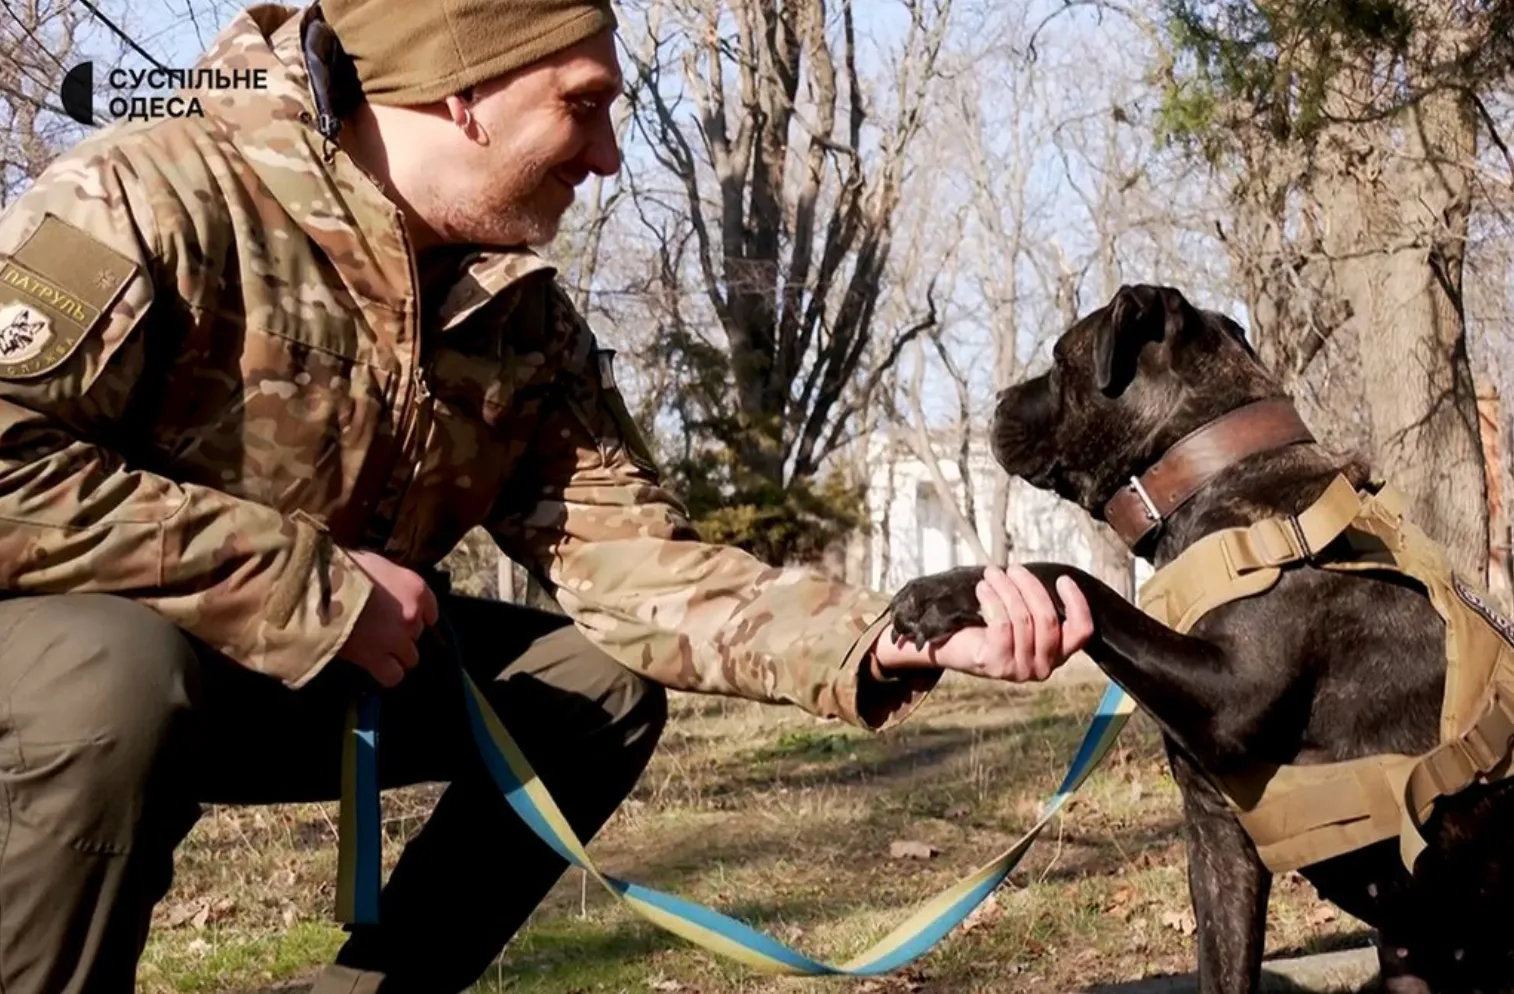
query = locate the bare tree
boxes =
[614,0,953,564]
[0,0,89,204]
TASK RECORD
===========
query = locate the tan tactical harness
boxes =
[1136,472,1514,875]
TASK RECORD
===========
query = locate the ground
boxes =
[138,665,1372,994]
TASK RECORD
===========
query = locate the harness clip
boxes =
[1285,514,1312,560]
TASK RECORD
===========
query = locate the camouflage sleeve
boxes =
[0,138,373,688]
[488,287,940,730]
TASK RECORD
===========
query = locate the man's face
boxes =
[422,28,623,248]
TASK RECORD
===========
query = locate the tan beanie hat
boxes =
[320,0,618,106]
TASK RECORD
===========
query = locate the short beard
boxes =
[428,167,565,248]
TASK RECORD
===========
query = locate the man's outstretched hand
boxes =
[337,549,441,687]
[875,565,1094,683]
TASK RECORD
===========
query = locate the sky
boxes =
[55,0,1510,440]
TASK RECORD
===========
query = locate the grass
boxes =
[139,668,1372,993]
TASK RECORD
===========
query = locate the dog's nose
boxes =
[992,378,1054,476]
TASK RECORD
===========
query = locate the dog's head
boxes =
[994,284,1280,515]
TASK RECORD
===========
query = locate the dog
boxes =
[888,284,1514,994]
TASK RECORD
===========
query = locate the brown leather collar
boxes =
[1103,398,1315,550]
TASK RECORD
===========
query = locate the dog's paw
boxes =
[889,566,988,649]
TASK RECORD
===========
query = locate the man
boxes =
[0,1,1094,992]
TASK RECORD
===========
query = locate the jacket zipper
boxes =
[370,217,431,558]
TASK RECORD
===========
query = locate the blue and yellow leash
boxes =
[335,690,381,924]
[336,612,1136,975]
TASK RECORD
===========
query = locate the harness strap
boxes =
[1223,754,1415,874]
[1138,474,1364,632]
[1410,689,1514,814]
[1221,474,1366,573]
[1399,687,1514,867]
[1134,473,1512,875]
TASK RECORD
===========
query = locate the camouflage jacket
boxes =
[0,4,937,729]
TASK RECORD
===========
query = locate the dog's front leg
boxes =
[1167,739,1271,994]
[890,563,1235,763]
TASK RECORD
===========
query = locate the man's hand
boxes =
[875,565,1094,683]
[337,550,441,687]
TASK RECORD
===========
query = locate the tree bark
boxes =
[1309,58,1488,579]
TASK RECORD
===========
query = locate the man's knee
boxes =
[0,594,197,837]
[614,661,667,769]
[501,623,667,769]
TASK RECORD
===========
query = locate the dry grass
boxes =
[138,669,1372,994]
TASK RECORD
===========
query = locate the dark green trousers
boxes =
[0,591,667,994]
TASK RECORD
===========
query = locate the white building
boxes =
[861,433,1153,596]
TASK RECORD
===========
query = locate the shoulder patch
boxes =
[0,214,137,379]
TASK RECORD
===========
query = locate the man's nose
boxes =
[584,114,621,176]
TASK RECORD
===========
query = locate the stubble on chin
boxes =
[432,174,569,249]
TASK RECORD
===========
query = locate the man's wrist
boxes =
[869,626,935,680]
[869,648,903,683]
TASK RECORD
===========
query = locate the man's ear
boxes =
[1094,284,1176,396]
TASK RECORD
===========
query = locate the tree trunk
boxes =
[1480,387,1512,610]
[1313,78,1488,580]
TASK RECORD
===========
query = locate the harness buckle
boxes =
[1421,744,1477,798]
[1286,514,1312,560]
[1461,692,1514,774]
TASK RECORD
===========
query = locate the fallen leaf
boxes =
[1105,885,1137,920]
[1309,905,1340,926]
[163,902,198,929]
[186,938,211,956]
[944,803,971,820]
[889,840,939,860]
[1161,908,1197,936]
[191,904,210,931]
[1129,780,1145,804]
[648,979,684,992]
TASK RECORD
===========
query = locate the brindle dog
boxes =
[888,284,1514,993]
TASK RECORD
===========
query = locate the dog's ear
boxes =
[1095,285,1185,396]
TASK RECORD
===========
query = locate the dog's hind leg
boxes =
[1167,740,1271,994]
